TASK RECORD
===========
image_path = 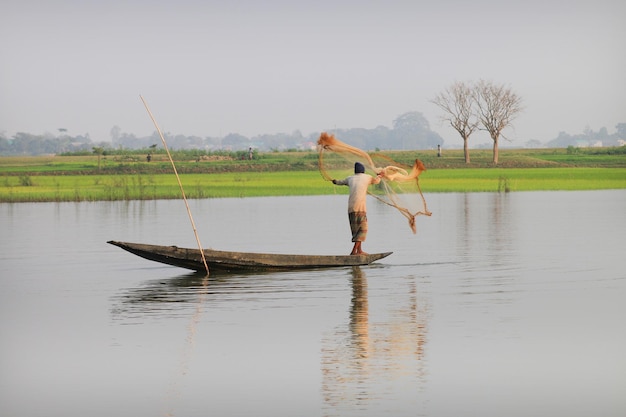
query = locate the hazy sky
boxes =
[1,0,625,145]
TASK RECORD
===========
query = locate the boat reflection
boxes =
[110,268,341,320]
[321,267,429,414]
[110,266,430,414]
[110,271,203,320]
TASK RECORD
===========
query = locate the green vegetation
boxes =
[0,172,332,202]
[422,168,625,192]
[1,147,624,202]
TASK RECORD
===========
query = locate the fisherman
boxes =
[332,162,382,255]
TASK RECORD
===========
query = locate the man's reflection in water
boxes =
[321,267,429,412]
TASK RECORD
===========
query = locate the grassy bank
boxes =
[0,172,331,202]
[423,167,626,192]
[1,168,625,202]
[1,148,625,202]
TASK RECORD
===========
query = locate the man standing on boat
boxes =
[333,162,382,255]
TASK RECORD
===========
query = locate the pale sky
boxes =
[1,0,625,146]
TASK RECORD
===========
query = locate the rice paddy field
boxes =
[1,148,625,202]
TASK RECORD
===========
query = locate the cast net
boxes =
[317,132,432,234]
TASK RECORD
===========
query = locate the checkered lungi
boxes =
[348,211,368,242]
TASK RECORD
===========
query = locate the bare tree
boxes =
[431,81,478,163]
[473,80,523,164]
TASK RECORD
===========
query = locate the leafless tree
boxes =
[473,80,523,164]
[431,81,478,163]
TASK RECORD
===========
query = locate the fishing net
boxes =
[317,132,432,234]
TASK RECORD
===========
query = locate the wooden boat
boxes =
[108,240,392,273]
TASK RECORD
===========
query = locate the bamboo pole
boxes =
[139,95,210,276]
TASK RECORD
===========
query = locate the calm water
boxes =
[1,191,625,417]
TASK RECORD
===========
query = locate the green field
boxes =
[1,148,625,202]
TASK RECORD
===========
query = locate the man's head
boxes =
[354,162,365,174]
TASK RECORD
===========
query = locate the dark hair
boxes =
[354,162,365,174]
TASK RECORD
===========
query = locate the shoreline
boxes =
[2,149,625,202]
[1,167,625,203]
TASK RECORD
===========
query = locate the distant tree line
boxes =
[0,131,108,156]
[1,111,443,156]
[1,111,624,157]
[545,124,626,148]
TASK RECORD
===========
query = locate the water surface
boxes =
[1,191,624,416]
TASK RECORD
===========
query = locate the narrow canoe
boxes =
[108,240,392,273]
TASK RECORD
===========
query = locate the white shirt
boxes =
[334,173,380,213]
